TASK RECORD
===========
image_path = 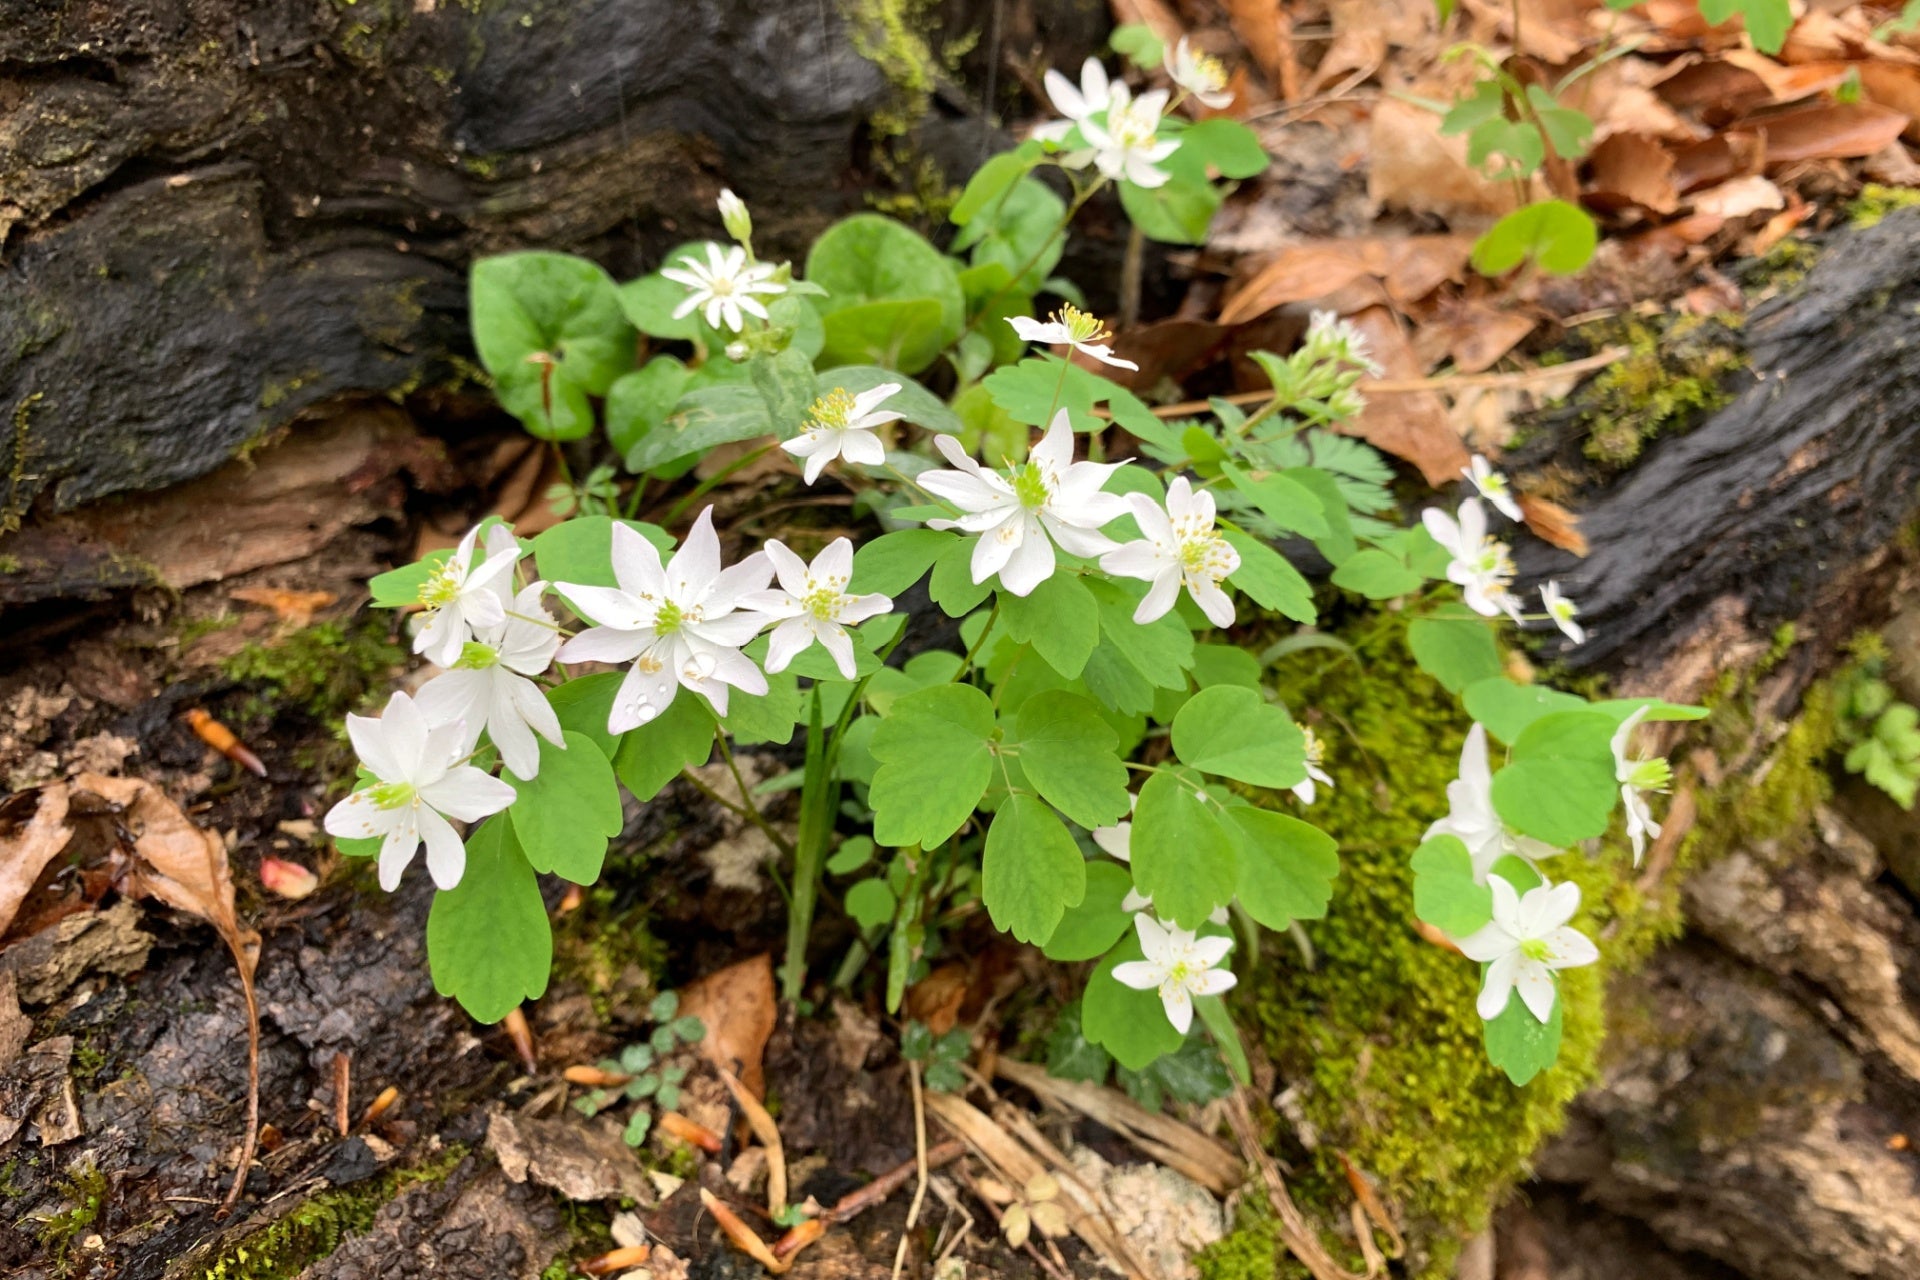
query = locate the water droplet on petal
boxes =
[634,700,657,724]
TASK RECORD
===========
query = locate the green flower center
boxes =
[807,388,857,432]
[1010,462,1051,510]
[420,563,462,608]
[1520,938,1552,962]
[1628,758,1672,792]
[369,781,416,811]
[454,641,499,670]
[654,599,684,636]
[1054,304,1108,345]
[803,586,842,621]
[1180,532,1230,578]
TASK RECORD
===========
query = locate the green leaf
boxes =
[623,383,773,474]
[721,671,801,747]
[1191,643,1262,690]
[471,252,634,440]
[869,684,997,848]
[613,694,714,803]
[749,347,820,438]
[1046,1001,1114,1083]
[1282,466,1359,566]
[427,819,552,1024]
[1489,710,1620,845]
[982,793,1087,945]
[845,878,897,929]
[1524,85,1594,159]
[806,214,965,374]
[1222,530,1317,623]
[650,990,680,1021]
[508,731,623,885]
[928,538,995,618]
[1042,862,1136,962]
[1225,806,1339,930]
[951,144,1043,227]
[1110,22,1166,68]
[1483,983,1563,1085]
[1013,691,1130,828]
[999,574,1099,679]
[547,673,624,758]
[826,835,875,876]
[1193,996,1251,1087]
[1088,578,1195,690]
[1131,771,1238,929]
[606,357,691,465]
[981,355,1110,432]
[535,516,673,593]
[1122,1030,1235,1105]
[1172,686,1306,788]
[1177,119,1269,179]
[1330,548,1424,600]
[1471,199,1598,276]
[617,242,711,340]
[1082,935,1186,1070]
[1409,834,1493,935]
[1407,614,1503,695]
[817,365,965,437]
[1698,0,1792,52]
[1222,462,1329,538]
[368,551,451,609]
[1120,172,1222,246]
[1466,117,1545,177]
[851,528,955,596]
[1463,677,1589,745]
[953,177,1067,296]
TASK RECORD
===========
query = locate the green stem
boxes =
[952,598,1002,679]
[781,687,836,1003]
[957,176,1106,343]
[713,730,795,859]
[663,443,776,526]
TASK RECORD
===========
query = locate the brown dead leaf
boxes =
[1858,61,1920,143]
[1441,303,1538,375]
[1690,173,1784,218]
[678,953,777,1099]
[1517,494,1589,556]
[1671,130,1766,192]
[1226,0,1296,99]
[1739,193,1812,256]
[1220,245,1372,325]
[1587,132,1682,213]
[1107,318,1228,390]
[0,786,74,938]
[1752,101,1911,162]
[1344,307,1471,487]
[1582,57,1699,141]
[1109,0,1183,45]
[1220,236,1469,325]
[229,586,338,628]
[1374,236,1474,306]
[905,962,969,1035]
[1719,52,1854,104]
[1656,58,1774,118]
[1368,98,1530,220]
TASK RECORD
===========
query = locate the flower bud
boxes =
[725,340,751,362]
[717,189,753,244]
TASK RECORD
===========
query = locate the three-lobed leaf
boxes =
[1129,770,1238,929]
[427,818,552,1024]
[509,731,623,885]
[869,684,997,848]
[1012,691,1131,828]
[1225,806,1338,930]
[982,793,1087,945]
[1171,685,1307,788]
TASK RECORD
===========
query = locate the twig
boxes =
[717,1065,788,1215]
[701,1187,790,1274]
[890,1062,932,1280]
[1224,1090,1367,1280]
[215,944,261,1218]
[332,1052,351,1138]
[1103,346,1629,422]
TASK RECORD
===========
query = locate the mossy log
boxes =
[0,0,1106,528]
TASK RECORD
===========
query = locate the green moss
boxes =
[1748,234,1820,291]
[221,620,405,726]
[1194,1199,1310,1280]
[840,0,970,220]
[197,1146,467,1280]
[551,878,669,1023]
[1574,315,1745,470]
[2,392,45,536]
[36,1162,108,1268]
[0,555,21,574]
[1258,620,1632,1276]
[1847,183,1920,228]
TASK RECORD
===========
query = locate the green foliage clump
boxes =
[222,620,404,725]
[1259,626,1629,1276]
[1832,635,1919,807]
[1194,1198,1307,1280]
[36,1162,108,1266]
[198,1146,467,1280]
[1575,314,1745,469]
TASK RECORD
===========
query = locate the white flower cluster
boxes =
[1034,58,1182,188]
[1423,455,1585,644]
[325,510,893,893]
[1427,708,1671,1024]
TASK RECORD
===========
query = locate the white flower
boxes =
[554,509,772,730]
[1455,876,1599,1023]
[1092,796,1229,922]
[1303,310,1384,377]
[717,188,752,244]
[1098,475,1239,627]
[1612,707,1671,865]
[1292,724,1333,805]
[1541,581,1586,645]
[920,410,1129,596]
[1006,305,1139,371]
[1422,498,1519,620]
[1033,57,1113,144]
[782,384,903,484]
[1169,37,1233,108]
[415,580,565,781]
[411,523,522,669]
[660,243,786,333]
[1425,723,1558,881]
[325,691,517,891]
[741,538,892,680]
[1112,913,1236,1035]
[1463,455,1523,522]
[1079,82,1181,188]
